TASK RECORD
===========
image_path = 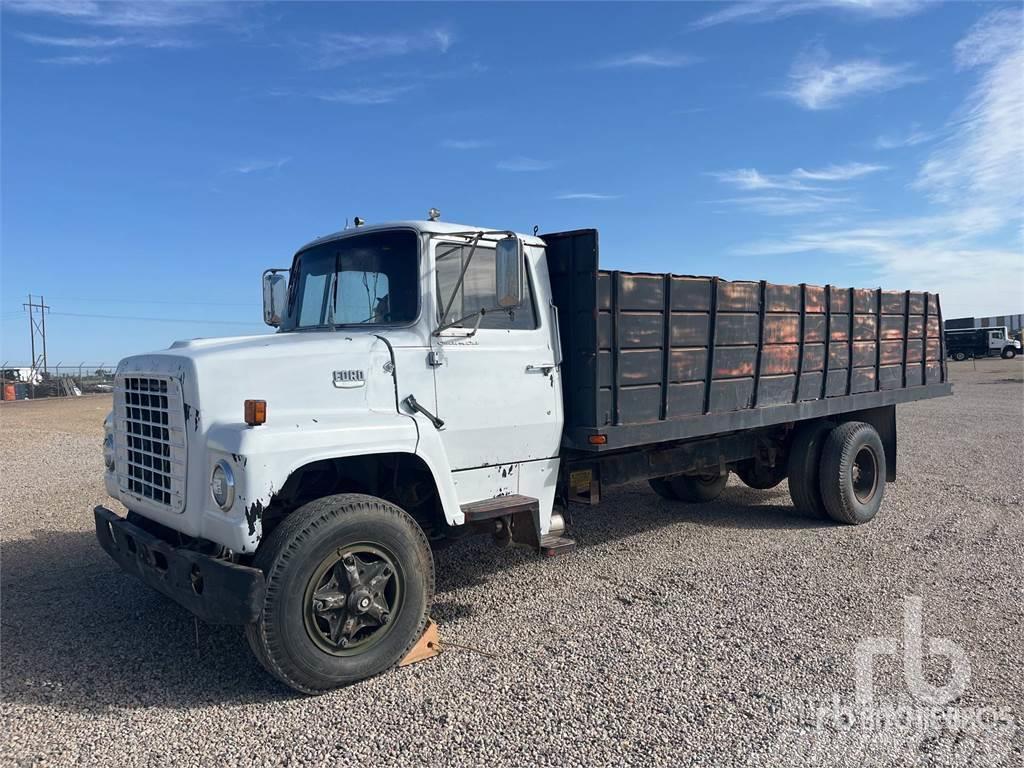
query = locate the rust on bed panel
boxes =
[670,313,710,347]
[853,314,878,340]
[802,343,826,372]
[714,346,757,378]
[766,283,801,313]
[670,277,712,311]
[717,280,760,312]
[853,341,878,368]
[880,340,904,365]
[804,314,826,342]
[716,313,760,346]
[881,290,906,315]
[764,314,801,344]
[761,344,800,375]
[805,285,826,314]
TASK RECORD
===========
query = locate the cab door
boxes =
[429,240,562,473]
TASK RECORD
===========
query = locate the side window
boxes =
[435,243,537,330]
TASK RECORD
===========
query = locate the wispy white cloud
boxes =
[730,9,1024,317]
[691,0,925,29]
[233,157,291,175]
[711,194,852,216]
[440,138,492,150]
[37,53,113,65]
[19,32,125,47]
[792,162,887,181]
[781,44,923,110]
[710,163,884,192]
[596,51,698,69]
[554,192,621,200]
[496,157,552,172]
[709,162,884,216]
[314,86,413,105]
[710,168,817,192]
[5,0,237,29]
[313,28,454,68]
[915,9,1024,214]
[874,125,937,150]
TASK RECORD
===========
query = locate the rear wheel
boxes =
[669,470,730,503]
[648,477,680,500]
[787,421,833,517]
[952,351,967,361]
[818,421,886,525]
[245,493,433,694]
[735,459,787,490]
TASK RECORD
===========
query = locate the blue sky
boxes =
[2,0,1022,364]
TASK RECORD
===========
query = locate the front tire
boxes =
[245,493,434,694]
[818,422,886,525]
[1002,347,1017,359]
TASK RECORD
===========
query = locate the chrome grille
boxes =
[114,374,187,512]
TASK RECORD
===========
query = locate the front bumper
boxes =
[94,506,266,625]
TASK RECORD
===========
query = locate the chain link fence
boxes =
[0,362,115,400]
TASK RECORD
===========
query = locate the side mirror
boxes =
[495,236,524,308]
[262,270,288,327]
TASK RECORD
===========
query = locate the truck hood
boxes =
[117,331,402,430]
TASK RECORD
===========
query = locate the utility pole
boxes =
[23,294,51,385]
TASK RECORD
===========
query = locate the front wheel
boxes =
[245,493,434,694]
[1002,347,1017,359]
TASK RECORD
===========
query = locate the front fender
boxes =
[203,410,465,552]
[205,412,419,552]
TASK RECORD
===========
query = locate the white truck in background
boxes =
[95,216,951,693]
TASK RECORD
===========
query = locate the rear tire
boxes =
[669,471,730,503]
[245,493,434,694]
[818,422,886,525]
[735,459,787,490]
[648,477,680,500]
[787,421,833,517]
[952,351,967,361]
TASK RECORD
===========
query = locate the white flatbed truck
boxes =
[95,218,951,693]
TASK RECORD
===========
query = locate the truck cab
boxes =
[945,326,1020,361]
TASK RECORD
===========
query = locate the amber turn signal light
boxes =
[244,399,267,426]
[587,434,607,445]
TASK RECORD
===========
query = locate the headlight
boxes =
[103,433,115,472]
[211,460,236,510]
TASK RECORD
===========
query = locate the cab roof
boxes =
[296,220,546,254]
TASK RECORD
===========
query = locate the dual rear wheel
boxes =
[649,419,886,525]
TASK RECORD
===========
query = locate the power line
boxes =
[43,295,256,308]
[47,310,261,326]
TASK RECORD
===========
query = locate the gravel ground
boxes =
[2,360,1022,767]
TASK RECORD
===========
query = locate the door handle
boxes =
[403,394,445,430]
[526,363,556,374]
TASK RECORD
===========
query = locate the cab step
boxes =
[539,533,577,557]
[461,494,539,523]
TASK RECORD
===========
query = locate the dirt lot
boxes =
[2,360,1022,767]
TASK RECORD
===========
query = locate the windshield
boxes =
[283,229,419,330]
